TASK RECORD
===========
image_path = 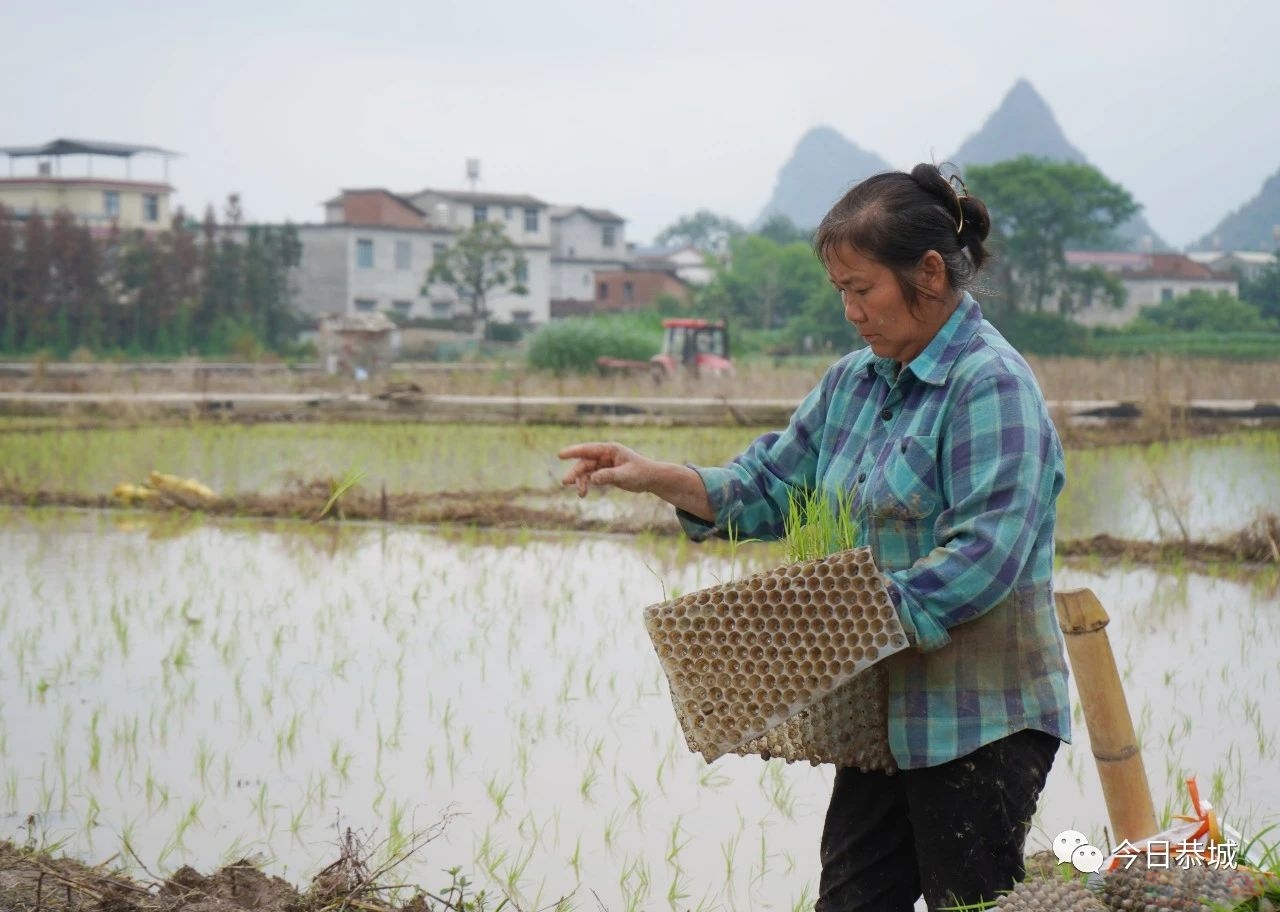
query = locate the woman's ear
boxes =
[918,251,949,301]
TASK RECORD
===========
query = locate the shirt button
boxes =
[857,472,866,483]
[880,408,892,421]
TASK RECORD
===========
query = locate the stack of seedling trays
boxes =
[644,546,909,773]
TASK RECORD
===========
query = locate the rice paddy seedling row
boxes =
[1,509,1276,910]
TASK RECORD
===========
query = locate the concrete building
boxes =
[284,190,457,321]
[549,206,629,309]
[288,187,550,326]
[0,138,177,233]
[1063,251,1239,327]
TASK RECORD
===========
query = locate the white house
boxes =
[549,206,629,306]
[1063,251,1239,327]
[405,188,552,325]
[631,244,716,286]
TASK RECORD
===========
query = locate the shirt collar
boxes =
[866,292,983,387]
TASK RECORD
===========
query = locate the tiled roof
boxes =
[551,205,624,223]
[1066,251,1233,280]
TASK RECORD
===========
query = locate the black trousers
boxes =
[815,728,1060,912]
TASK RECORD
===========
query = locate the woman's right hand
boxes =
[558,442,655,497]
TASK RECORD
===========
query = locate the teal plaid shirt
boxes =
[678,294,1071,768]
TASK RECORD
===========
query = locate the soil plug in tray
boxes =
[644,546,909,772]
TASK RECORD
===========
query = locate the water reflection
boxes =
[0,510,1275,911]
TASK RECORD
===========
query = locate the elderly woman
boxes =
[560,163,1070,912]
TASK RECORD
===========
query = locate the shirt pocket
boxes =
[866,435,940,521]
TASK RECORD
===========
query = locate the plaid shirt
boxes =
[677,294,1071,768]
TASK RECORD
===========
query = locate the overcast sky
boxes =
[3,0,1276,247]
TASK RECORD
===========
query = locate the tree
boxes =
[755,214,810,246]
[654,210,743,253]
[702,235,829,331]
[1056,265,1126,319]
[965,157,1139,315]
[1240,253,1280,326]
[425,221,528,331]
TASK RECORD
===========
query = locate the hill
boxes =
[754,126,892,230]
[950,78,1088,168]
[950,79,1168,251]
[1192,166,1280,251]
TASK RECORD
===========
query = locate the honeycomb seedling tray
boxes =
[643,546,909,772]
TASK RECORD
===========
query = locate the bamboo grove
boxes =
[0,203,303,357]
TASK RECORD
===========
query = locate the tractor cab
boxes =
[651,318,733,380]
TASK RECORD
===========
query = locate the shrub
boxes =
[527,315,659,373]
[1136,289,1268,333]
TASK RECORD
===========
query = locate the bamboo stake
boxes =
[1055,586,1159,844]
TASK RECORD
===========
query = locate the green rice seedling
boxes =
[720,829,742,885]
[666,816,690,866]
[87,708,102,774]
[783,486,862,563]
[504,842,534,899]
[579,764,598,803]
[790,882,815,912]
[568,837,582,880]
[195,739,214,789]
[698,766,731,790]
[485,774,512,818]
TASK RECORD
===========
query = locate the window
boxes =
[103,191,120,218]
[504,206,513,219]
[143,194,159,222]
[473,205,488,223]
[392,299,413,314]
[582,274,589,286]
[623,280,634,305]
[597,282,608,301]
[1161,287,1175,302]
[602,224,616,248]
[432,242,448,262]
[431,300,453,317]
[354,298,377,312]
[394,240,411,270]
[511,309,532,325]
[514,260,529,283]
[356,238,374,268]
[524,207,539,232]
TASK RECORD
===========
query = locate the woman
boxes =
[560,163,1070,912]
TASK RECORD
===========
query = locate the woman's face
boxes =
[823,243,950,364]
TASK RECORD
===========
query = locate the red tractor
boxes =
[596,318,734,382]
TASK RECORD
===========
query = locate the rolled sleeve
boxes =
[675,465,738,541]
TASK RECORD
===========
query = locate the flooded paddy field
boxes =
[2,509,1277,911]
